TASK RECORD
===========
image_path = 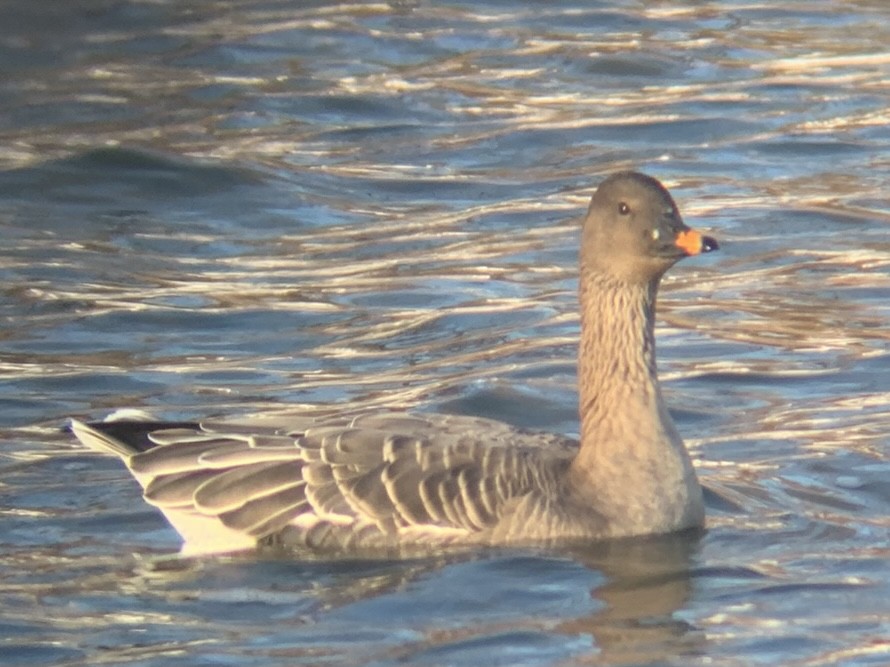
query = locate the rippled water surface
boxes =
[3,1,890,665]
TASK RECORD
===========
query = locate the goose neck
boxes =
[576,270,663,450]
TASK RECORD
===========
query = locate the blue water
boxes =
[3,2,890,665]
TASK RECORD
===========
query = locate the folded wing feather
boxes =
[73,413,578,553]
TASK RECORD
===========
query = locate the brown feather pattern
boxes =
[72,412,581,553]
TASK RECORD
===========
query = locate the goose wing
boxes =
[71,412,577,554]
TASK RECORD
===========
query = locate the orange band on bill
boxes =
[675,229,705,255]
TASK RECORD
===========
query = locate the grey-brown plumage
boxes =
[70,171,718,557]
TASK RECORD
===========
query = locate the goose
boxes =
[70,171,718,556]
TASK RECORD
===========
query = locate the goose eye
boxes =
[618,202,630,215]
